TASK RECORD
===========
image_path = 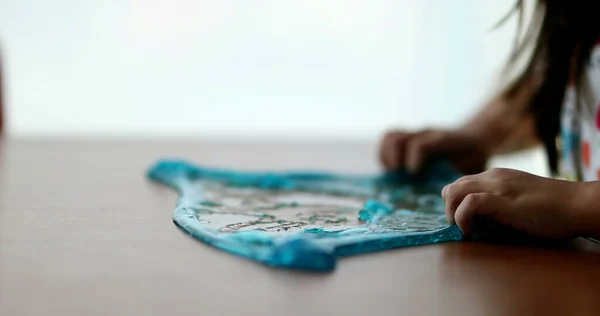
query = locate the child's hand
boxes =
[442,168,585,240]
[379,129,490,174]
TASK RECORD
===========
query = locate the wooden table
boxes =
[1,139,600,316]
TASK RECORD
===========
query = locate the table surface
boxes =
[1,139,600,316]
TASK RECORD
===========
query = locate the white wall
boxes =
[1,0,516,139]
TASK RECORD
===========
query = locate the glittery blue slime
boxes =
[147,159,464,272]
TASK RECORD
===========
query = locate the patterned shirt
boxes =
[559,41,600,181]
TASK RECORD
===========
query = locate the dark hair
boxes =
[503,0,600,174]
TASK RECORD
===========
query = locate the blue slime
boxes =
[147,159,464,272]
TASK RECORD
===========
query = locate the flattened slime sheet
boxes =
[147,160,464,272]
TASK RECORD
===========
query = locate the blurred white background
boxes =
[1,0,518,140]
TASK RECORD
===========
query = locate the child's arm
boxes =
[380,75,542,174]
[461,97,539,156]
[572,182,600,240]
[461,74,542,155]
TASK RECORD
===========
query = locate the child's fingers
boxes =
[453,192,503,236]
[405,130,443,173]
[379,132,396,170]
[442,179,495,224]
[380,131,410,170]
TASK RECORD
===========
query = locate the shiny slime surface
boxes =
[147,160,464,272]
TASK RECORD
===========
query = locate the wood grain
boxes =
[1,139,599,316]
